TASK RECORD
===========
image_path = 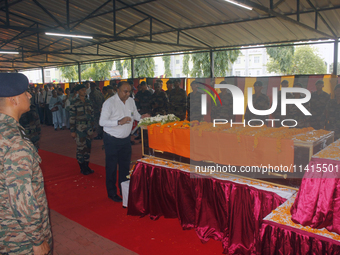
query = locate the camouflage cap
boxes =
[75,84,86,91]
[0,73,29,97]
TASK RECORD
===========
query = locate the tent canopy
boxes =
[0,0,339,71]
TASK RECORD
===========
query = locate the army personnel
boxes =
[150,82,168,116]
[273,80,293,125]
[187,80,203,121]
[89,82,105,140]
[165,79,174,97]
[168,78,187,120]
[0,73,51,255]
[310,80,330,130]
[134,81,152,114]
[70,84,95,175]
[211,81,234,121]
[244,81,270,125]
[19,104,42,150]
[286,83,310,128]
[325,84,340,140]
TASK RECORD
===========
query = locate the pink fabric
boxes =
[128,162,286,254]
[259,221,340,254]
[291,158,340,234]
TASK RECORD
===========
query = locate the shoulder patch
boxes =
[18,126,31,142]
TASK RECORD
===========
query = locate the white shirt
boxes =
[99,93,141,138]
[42,90,52,104]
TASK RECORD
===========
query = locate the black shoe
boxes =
[93,135,102,140]
[54,128,58,131]
[109,195,122,202]
[84,161,94,174]
[79,162,92,175]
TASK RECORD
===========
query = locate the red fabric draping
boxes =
[259,221,340,255]
[128,162,286,254]
[291,157,340,234]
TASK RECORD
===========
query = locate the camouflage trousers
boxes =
[75,123,93,163]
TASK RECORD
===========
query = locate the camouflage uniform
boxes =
[211,91,233,121]
[187,91,202,121]
[0,113,52,254]
[150,91,168,116]
[69,98,94,164]
[310,91,330,130]
[286,95,310,128]
[244,93,270,125]
[19,105,41,150]
[135,90,152,114]
[168,88,187,120]
[89,89,105,137]
[325,99,340,140]
[273,90,293,124]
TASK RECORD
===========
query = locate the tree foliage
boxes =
[134,57,155,78]
[189,50,241,77]
[115,60,123,77]
[162,56,172,77]
[266,46,295,75]
[123,59,131,78]
[292,46,326,74]
[81,62,113,81]
[182,54,190,77]
[59,65,78,82]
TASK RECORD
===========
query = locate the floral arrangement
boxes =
[138,114,180,127]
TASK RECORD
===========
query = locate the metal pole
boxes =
[78,62,81,83]
[41,67,45,84]
[113,0,116,36]
[210,50,214,78]
[333,39,338,75]
[131,58,134,79]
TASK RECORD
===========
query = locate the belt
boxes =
[77,121,89,124]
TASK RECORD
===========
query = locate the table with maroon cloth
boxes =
[291,139,340,235]
[127,159,292,254]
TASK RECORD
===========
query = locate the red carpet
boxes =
[40,150,223,254]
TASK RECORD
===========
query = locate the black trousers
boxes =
[103,132,131,197]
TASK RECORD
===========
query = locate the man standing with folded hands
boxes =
[100,81,149,202]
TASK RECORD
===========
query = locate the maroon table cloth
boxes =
[127,161,286,254]
[291,157,340,234]
[259,221,340,255]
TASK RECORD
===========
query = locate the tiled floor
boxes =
[40,125,140,254]
[51,210,137,255]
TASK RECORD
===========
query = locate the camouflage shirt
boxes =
[19,105,41,150]
[325,99,340,140]
[150,91,168,116]
[89,89,105,114]
[244,93,270,122]
[168,88,187,120]
[187,91,202,121]
[69,98,94,133]
[0,113,52,254]
[135,90,152,114]
[211,91,233,120]
[310,91,330,129]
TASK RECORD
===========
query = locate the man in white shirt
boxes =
[100,82,149,202]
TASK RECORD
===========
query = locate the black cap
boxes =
[0,73,29,97]
[254,81,263,87]
[75,84,86,91]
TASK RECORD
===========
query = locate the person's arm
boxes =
[132,99,142,121]
[4,145,49,247]
[48,98,55,110]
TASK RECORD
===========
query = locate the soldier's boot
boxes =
[84,161,94,174]
[78,162,90,175]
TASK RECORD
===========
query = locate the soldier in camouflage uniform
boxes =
[19,104,41,150]
[0,73,52,255]
[310,80,330,130]
[244,81,270,126]
[286,83,310,128]
[169,78,187,120]
[150,82,168,116]
[165,79,174,97]
[211,81,234,121]
[325,84,340,140]
[70,84,95,175]
[89,82,105,140]
[273,80,294,126]
[134,81,152,114]
[187,80,203,121]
